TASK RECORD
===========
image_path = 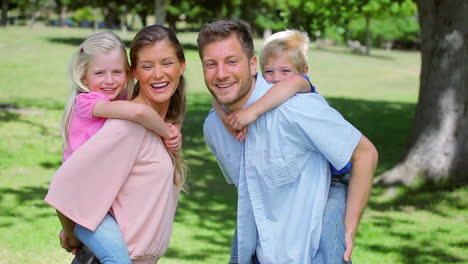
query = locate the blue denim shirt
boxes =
[204,74,361,264]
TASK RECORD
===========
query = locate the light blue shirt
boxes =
[203,74,361,264]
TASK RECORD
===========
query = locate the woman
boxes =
[45,25,188,264]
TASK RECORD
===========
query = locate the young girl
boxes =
[55,31,182,263]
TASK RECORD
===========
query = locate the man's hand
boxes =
[226,108,259,130]
[343,231,355,262]
[59,229,81,255]
[163,123,182,151]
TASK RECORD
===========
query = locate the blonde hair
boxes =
[60,31,134,151]
[260,29,310,74]
[130,25,188,191]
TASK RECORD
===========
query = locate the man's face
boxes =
[201,34,257,111]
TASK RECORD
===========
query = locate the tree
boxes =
[154,0,167,25]
[1,0,8,26]
[379,0,468,186]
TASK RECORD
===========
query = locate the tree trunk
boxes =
[120,7,127,34]
[154,0,168,26]
[365,14,370,55]
[92,8,99,31]
[59,4,67,27]
[1,0,8,26]
[29,1,37,28]
[379,0,468,186]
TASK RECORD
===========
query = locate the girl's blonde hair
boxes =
[60,31,134,151]
[130,25,188,191]
[260,29,310,74]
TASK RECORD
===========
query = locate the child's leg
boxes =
[314,175,351,264]
[74,213,131,264]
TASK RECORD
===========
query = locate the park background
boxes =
[0,0,467,263]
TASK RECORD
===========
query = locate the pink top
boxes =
[45,119,180,263]
[63,92,110,162]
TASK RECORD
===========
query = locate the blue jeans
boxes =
[230,175,352,264]
[314,175,352,264]
[74,213,131,264]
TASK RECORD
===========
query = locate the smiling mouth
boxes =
[151,82,169,90]
[215,82,234,89]
[101,87,117,93]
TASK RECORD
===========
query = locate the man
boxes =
[198,19,378,264]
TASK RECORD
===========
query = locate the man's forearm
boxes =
[345,135,378,238]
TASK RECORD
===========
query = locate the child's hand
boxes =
[235,127,248,142]
[222,116,248,142]
[163,123,182,151]
[59,229,81,255]
[226,108,259,130]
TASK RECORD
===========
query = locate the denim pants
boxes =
[230,175,352,264]
[74,213,131,264]
[313,175,352,264]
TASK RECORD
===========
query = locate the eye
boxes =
[264,70,273,75]
[228,60,237,65]
[163,61,174,67]
[142,65,152,70]
[281,69,292,74]
[113,70,124,74]
[204,62,216,68]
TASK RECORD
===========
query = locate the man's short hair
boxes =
[197,19,254,59]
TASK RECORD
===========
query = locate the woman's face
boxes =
[133,40,186,106]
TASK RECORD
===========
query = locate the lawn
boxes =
[0,25,466,264]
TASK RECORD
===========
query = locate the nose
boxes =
[152,65,163,79]
[104,72,114,84]
[215,64,228,80]
[272,72,280,84]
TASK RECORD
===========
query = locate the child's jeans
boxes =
[314,173,352,264]
[74,213,131,264]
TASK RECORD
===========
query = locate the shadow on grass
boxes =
[0,186,52,228]
[0,107,52,135]
[369,183,467,217]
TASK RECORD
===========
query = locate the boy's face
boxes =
[263,53,305,84]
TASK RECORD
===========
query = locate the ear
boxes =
[249,55,258,76]
[179,60,186,76]
[302,65,309,75]
[132,68,138,80]
[81,78,88,87]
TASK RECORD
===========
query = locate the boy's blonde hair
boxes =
[60,31,134,150]
[260,29,310,74]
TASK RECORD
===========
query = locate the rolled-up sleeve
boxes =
[45,119,145,231]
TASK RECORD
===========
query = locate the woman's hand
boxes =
[163,123,182,151]
[226,108,259,131]
[59,229,81,255]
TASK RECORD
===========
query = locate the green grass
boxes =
[0,26,467,264]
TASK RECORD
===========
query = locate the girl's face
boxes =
[81,48,128,101]
[132,40,186,107]
[263,52,302,84]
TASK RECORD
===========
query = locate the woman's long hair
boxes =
[130,25,188,191]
